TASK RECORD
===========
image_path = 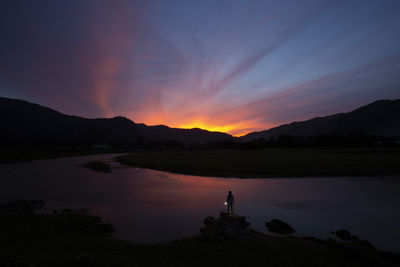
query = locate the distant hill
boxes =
[0,97,232,145]
[241,99,400,141]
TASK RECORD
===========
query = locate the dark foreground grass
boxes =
[2,236,398,267]
[1,212,399,267]
[116,148,400,177]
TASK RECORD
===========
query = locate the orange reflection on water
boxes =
[133,169,280,209]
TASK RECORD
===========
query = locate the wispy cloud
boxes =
[1,0,400,135]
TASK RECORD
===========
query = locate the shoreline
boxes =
[116,164,400,179]
[1,200,399,266]
[115,148,400,179]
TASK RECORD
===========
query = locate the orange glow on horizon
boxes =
[142,119,254,137]
[178,121,236,134]
[174,120,260,137]
[129,111,270,137]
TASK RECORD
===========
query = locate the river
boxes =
[0,154,399,252]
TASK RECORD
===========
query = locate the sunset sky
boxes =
[1,0,400,136]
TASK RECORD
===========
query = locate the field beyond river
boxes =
[116,148,400,178]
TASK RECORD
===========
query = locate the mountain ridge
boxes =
[1,97,399,145]
[240,99,400,141]
[0,97,233,145]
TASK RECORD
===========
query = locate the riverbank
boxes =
[116,148,400,178]
[1,200,399,267]
[0,145,124,164]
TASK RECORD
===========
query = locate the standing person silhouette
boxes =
[226,191,234,214]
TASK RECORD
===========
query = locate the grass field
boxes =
[116,148,400,177]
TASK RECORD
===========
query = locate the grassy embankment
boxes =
[1,202,399,267]
[116,148,400,177]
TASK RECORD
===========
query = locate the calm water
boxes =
[0,154,399,252]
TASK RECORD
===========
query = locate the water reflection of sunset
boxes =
[2,154,400,251]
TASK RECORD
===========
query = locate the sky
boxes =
[1,0,400,136]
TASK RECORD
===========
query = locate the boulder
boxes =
[219,212,250,229]
[84,161,111,173]
[265,219,295,235]
[203,216,215,225]
[359,240,375,249]
[335,229,351,241]
[200,212,253,241]
[350,235,359,242]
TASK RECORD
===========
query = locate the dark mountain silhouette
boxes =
[241,99,400,141]
[2,97,399,146]
[0,97,232,145]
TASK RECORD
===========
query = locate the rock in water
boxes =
[335,229,351,241]
[350,235,359,242]
[84,161,111,173]
[265,219,296,235]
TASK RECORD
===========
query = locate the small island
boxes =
[83,161,112,173]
